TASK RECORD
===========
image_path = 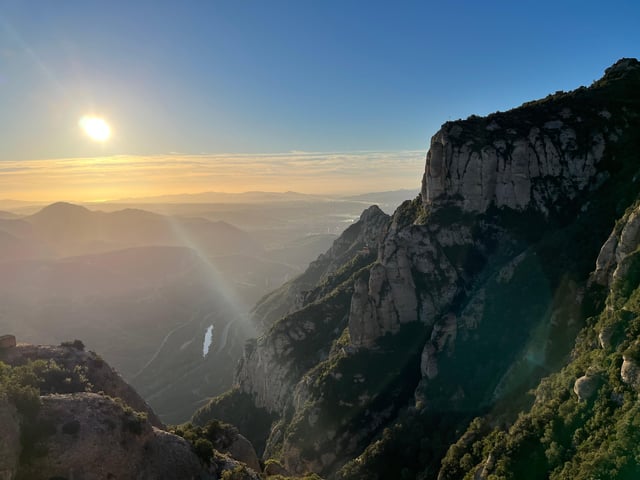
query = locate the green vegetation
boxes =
[438,203,640,479]
[268,475,323,480]
[192,387,276,455]
[118,401,147,435]
[197,59,640,480]
[171,419,240,464]
[220,465,256,480]
[274,322,428,474]
[0,359,92,418]
[60,339,85,351]
[0,358,95,464]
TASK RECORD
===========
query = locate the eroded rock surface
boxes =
[422,121,607,214]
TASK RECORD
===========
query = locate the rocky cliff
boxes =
[0,340,261,480]
[437,197,640,480]
[194,58,640,479]
[251,205,390,330]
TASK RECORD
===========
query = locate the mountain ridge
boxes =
[193,58,640,479]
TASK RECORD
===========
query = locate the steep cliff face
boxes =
[421,116,607,214]
[197,58,640,479]
[438,199,640,480]
[422,58,638,214]
[252,205,390,330]
[232,206,390,414]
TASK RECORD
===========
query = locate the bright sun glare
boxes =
[79,116,111,142]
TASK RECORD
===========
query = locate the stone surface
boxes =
[348,219,460,347]
[0,335,16,349]
[227,433,261,472]
[0,343,163,428]
[621,356,640,389]
[593,204,640,287]
[573,374,600,401]
[421,121,606,214]
[16,393,204,480]
[252,205,390,330]
[264,459,290,477]
[226,58,640,478]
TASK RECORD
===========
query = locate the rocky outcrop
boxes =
[422,121,607,214]
[0,343,163,428]
[218,58,640,479]
[16,393,204,480]
[252,205,390,330]
[348,212,461,347]
[13,392,260,480]
[420,313,457,379]
[0,335,16,349]
[264,459,291,477]
[0,342,265,480]
[423,59,639,218]
[621,355,640,389]
[573,374,600,401]
[235,207,391,412]
[593,204,640,287]
[226,434,261,472]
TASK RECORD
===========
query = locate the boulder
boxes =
[621,356,640,389]
[573,374,600,401]
[227,433,261,472]
[0,335,16,349]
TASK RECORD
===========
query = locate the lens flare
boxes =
[79,116,111,142]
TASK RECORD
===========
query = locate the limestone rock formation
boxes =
[0,335,16,349]
[0,342,163,428]
[422,122,607,214]
[0,341,266,480]
[348,211,461,347]
[252,204,390,330]
[593,205,640,287]
[621,355,640,389]
[226,433,261,473]
[573,374,600,401]
[16,393,200,480]
[198,58,640,479]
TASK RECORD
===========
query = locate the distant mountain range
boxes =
[0,201,261,259]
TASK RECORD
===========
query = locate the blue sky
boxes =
[0,1,638,198]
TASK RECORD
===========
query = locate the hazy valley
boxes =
[0,190,413,423]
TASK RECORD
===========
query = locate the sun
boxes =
[79,115,111,142]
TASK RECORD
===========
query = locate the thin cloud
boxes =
[0,150,425,202]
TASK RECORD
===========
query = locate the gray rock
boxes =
[348,222,460,347]
[593,204,640,287]
[264,459,290,477]
[421,122,606,214]
[0,335,16,349]
[573,374,600,401]
[227,434,261,473]
[252,205,390,330]
[16,393,205,480]
[1,343,163,428]
[621,356,640,389]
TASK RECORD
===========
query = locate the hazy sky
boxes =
[0,0,638,200]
